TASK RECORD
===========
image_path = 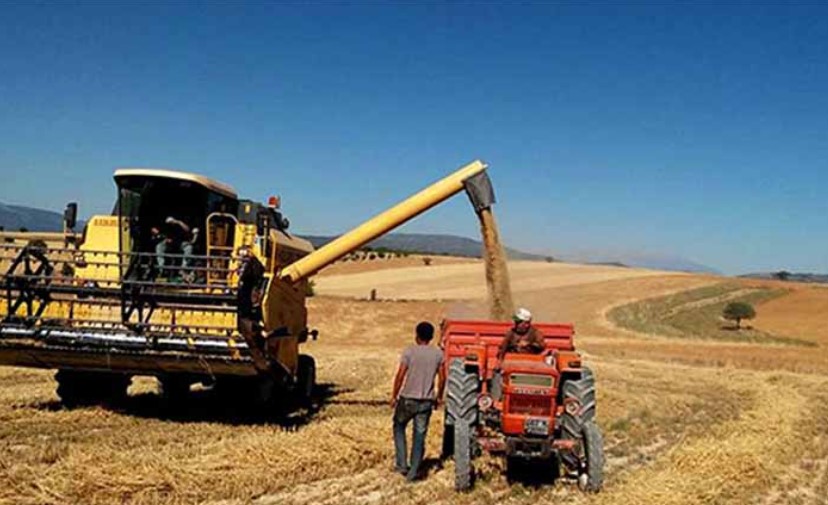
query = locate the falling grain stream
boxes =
[478,208,515,320]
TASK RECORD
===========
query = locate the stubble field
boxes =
[1,259,827,504]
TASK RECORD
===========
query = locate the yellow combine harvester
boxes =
[0,161,495,408]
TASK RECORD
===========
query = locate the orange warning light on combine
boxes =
[268,196,281,209]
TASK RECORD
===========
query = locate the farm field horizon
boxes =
[0,259,826,504]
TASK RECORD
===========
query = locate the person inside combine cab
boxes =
[496,307,545,361]
[391,321,446,483]
[236,246,271,372]
[152,216,199,281]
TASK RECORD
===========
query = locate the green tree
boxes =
[722,301,756,329]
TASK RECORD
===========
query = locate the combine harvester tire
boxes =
[56,370,131,408]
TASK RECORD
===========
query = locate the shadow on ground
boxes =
[30,382,348,428]
[504,456,561,487]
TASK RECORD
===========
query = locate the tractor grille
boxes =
[508,395,552,416]
[510,373,554,387]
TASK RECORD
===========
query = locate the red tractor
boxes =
[440,319,603,491]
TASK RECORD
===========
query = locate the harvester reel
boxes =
[3,244,55,326]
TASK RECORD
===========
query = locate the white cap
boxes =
[513,307,532,322]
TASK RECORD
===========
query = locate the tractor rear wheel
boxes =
[441,422,455,459]
[446,358,478,491]
[56,370,131,408]
[574,367,596,421]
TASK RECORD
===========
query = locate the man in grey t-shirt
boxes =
[391,321,445,482]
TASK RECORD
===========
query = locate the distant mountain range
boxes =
[1,201,720,273]
[740,272,828,284]
[301,233,548,261]
[0,202,67,232]
[558,251,720,274]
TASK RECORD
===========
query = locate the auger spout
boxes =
[280,160,491,283]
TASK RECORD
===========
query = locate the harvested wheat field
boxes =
[315,261,678,300]
[2,262,828,504]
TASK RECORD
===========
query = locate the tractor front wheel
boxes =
[574,421,604,492]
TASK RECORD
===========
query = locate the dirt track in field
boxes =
[2,263,828,504]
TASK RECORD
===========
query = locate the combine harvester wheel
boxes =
[55,370,131,408]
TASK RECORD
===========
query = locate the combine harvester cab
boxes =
[0,161,496,410]
[441,320,604,492]
[0,168,316,407]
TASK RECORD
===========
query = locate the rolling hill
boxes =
[301,232,547,261]
[0,202,66,232]
[1,201,718,273]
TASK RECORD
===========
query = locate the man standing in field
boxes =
[391,322,446,482]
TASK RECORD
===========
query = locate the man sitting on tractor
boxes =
[496,307,545,361]
[492,307,545,400]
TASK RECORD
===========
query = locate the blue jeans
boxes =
[393,398,434,480]
[155,241,194,277]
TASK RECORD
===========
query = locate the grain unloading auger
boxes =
[0,160,495,408]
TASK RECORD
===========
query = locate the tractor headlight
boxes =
[524,418,550,436]
[544,354,556,367]
[477,394,493,411]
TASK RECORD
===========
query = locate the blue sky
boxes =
[1,2,826,274]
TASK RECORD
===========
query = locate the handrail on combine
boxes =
[0,240,242,332]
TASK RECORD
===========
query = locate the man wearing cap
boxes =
[491,308,545,401]
[496,307,545,361]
